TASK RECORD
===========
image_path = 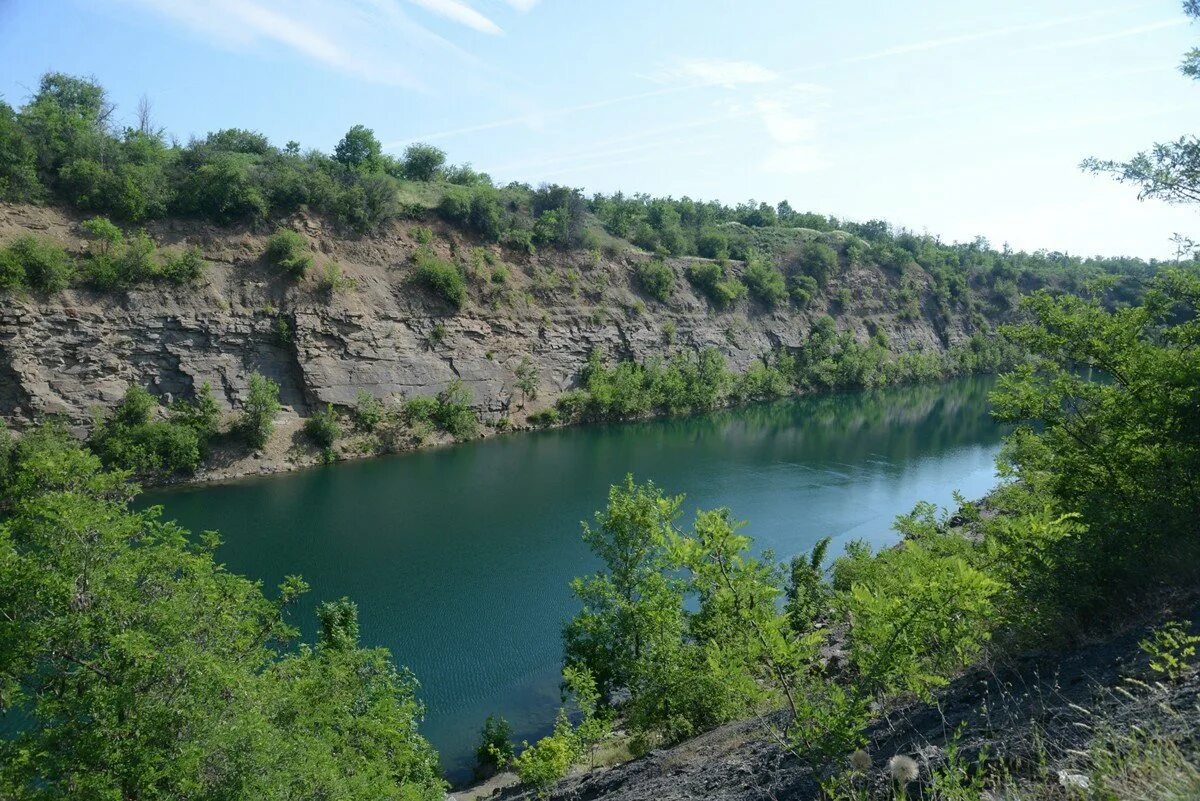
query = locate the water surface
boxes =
[144,376,1004,782]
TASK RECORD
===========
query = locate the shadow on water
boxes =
[141,375,1006,783]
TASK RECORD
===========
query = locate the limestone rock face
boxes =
[0,204,973,427]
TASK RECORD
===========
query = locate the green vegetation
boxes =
[684,260,747,309]
[414,249,467,308]
[401,380,478,441]
[742,253,788,307]
[0,426,445,799]
[536,267,1199,793]
[304,403,342,448]
[633,258,675,303]
[353,389,384,432]
[265,227,312,277]
[0,234,74,292]
[475,715,515,777]
[534,327,1015,428]
[87,384,219,479]
[240,371,281,449]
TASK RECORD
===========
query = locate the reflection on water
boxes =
[142,375,1005,782]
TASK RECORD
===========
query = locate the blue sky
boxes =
[2,0,1199,258]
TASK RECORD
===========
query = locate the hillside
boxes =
[0,199,1021,481]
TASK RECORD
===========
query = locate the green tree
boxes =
[241,372,281,450]
[0,427,446,800]
[990,271,1200,614]
[334,124,382,171]
[304,404,342,448]
[634,258,675,303]
[515,356,540,404]
[475,714,515,776]
[564,476,684,695]
[401,142,447,181]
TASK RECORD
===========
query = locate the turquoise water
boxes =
[142,376,1005,782]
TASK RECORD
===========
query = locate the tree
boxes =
[475,715,515,776]
[241,372,281,449]
[334,124,382,171]
[0,427,446,800]
[1082,2,1200,253]
[515,356,540,404]
[564,476,684,696]
[401,143,447,181]
[990,271,1200,614]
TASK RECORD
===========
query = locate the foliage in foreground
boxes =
[545,269,1199,788]
[0,426,445,800]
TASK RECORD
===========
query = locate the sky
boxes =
[2,0,1199,259]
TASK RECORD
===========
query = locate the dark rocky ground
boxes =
[491,600,1200,801]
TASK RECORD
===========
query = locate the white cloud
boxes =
[660,58,781,88]
[503,0,541,10]
[751,95,829,174]
[408,0,503,35]
[124,0,438,87]
[1036,18,1186,50]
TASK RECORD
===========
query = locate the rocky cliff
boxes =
[0,203,974,438]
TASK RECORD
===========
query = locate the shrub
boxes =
[402,395,439,425]
[240,372,281,450]
[353,390,384,433]
[0,234,74,292]
[833,536,999,698]
[414,250,466,308]
[317,261,355,293]
[696,228,730,260]
[265,228,312,277]
[475,715,515,776]
[435,380,478,440]
[685,261,746,310]
[439,185,503,240]
[634,258,675,303]
[513,710,580,797]
[87,385,212,478]
[502,227,536,255]
[400,143,446,181]
[743,256,787,307]
[161,246,206,284]
[798,241,839,287]
[789,273,819,307]
[1140,620,1199,682]
[304,404,342,448]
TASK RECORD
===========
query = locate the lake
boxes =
[142,375,1005,783]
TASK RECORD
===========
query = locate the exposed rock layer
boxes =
[0,203,972,430]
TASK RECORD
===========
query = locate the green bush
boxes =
[240,372,281,450]
[161,246,206,284]
[265,228,312,278]
[743,256,787,307]
[400,143,446,181]
[0,426,447,800]
[414,250,467,309]
[475,715,515,776]
[789,273,819,307]
[353,390,384,432]
[403,395,439,425]
[304,404,341,448]
[0,234,74,292]
[434,380,478,440]
[634,258,675,303]
[685,261,746,310]
[438,185,503,240]
[87,385,219,478]
[798,241,839,287]
[513,710,581,797]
